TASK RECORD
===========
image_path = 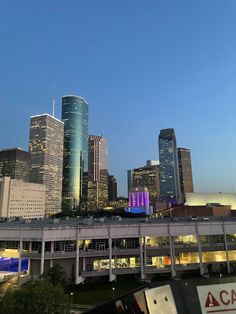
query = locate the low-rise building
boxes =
[172,204,231,217]
[0,216,236,284]
[185,193,236,210]
[0,177,45,219]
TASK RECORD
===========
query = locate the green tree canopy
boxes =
[0,280,69,314]
[40,264,67,287]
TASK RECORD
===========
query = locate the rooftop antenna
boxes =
[52,98,55,117]
[52,84,56,117]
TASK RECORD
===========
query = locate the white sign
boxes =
[145,285,178,314]
[197,282,236,314]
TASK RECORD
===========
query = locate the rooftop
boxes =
[0,216,235,230]
[30,113,64,124]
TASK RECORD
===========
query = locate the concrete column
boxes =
[144,237,147,270]
[29,241,32,252]
[168,224,176,277]
[50,241,54,268]
[223,222,230,274]
[108,228,116,282]
[140,237,144,280]
[196,223,204,275]
[169,236,176,277]
[40,240,45,275]
[18,229,23,288]
[75,238,80,284]
[75,229,84,285]
[28,241,32,274]
[109,237,113,281]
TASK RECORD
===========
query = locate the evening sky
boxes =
[1,0,236,195]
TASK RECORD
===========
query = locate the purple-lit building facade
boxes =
[128,188,150,207]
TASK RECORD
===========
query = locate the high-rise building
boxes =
[158,128,181,203]
[128,164,160,210]
[108,175,117,202]
[29,114,64,215]
[88,135,108,210]
[0,148,30,181]
[178,148,194,197]
[62,95,89,211]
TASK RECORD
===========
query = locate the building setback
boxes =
[62,95,89,211]
[158,128,181,203]
[88,135,108,210]
[29,114,64,215]
[0,148,30,181]
[0,177,45,219]
[178,148,194,197]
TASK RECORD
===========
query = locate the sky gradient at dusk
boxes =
[1,0,236,195]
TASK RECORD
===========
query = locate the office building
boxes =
[0,177,45,219]
[178,148,194,197]
[134,165,160,206]
[29,114,64,215]
[0,148,30,181]
[88,135,108,210]
[88,135,108,182]
[158,128,181,203]
[62,95,89,211]
[127,187,153,215]
[130,164,160,210]
[108,175,117,202]
[129,187,150,208]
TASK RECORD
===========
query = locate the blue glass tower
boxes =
[158,128,181,204]
[62,95,89,211]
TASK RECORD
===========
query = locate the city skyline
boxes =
[1,1,236,195]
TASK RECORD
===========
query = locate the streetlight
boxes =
[70,292,74,304]
[112,287,115,299]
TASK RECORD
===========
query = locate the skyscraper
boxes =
[0,148,30,181]
[61,95,89,211]
[178,148,194,198]
[29,114,64,215]
[158,128,181,203]
[88,135,108,210]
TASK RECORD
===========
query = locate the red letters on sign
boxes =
[219,290,230,305]
[231,290,236,304]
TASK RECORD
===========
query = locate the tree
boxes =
[40,264,67,287]
[0,280,69,314]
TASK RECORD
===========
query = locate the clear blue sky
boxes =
[1,0,236,196]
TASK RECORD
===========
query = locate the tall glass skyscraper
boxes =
[158,128,181,204]
[62,95,89,211]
